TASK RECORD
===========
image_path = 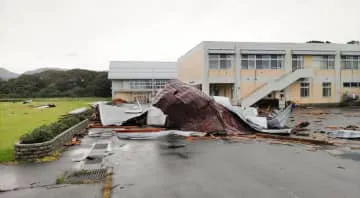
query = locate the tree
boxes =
[0,69,111,98]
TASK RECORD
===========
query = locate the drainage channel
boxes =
[63,168,108,184]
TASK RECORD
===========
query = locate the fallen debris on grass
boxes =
[68,107,88,115]
[35,104,56,109]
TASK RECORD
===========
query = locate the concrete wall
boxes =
[178,41,360,104]
[340,70,360,96]
[240,70,285,99]
[208,69,234,83]
[14,119,89,161]
[177,43,204,85]
[304,56,312,68]
[288,70,338,104]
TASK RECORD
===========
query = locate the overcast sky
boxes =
[1,0,359,73]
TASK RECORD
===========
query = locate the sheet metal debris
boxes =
[125,99,143,114]
[146,106,167,126]
[152,80,250,134]
[213,96,293,134]
[98,103,142,126]
[116,129,204,140]
[327,130,360,139]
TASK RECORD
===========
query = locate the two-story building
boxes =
[108,61,177,103]
[178,41,360,106]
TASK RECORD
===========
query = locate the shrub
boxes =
[20,110,92,144]
[21,125,54,144]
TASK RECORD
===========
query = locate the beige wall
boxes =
[340,70,360,96]
[304,55,312,68]
[254,69,285,78]
[288,80,337,104]
[208,69,234,77]
[239,69,285,99]
[178,45,204,84]
[240,82,266,99]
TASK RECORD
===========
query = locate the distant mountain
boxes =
[0,69,111,98]
[0,67,19,80]
[23,67,66,75]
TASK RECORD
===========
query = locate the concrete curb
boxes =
[14,119,89,161]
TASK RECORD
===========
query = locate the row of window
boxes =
[343,82,360,88]
[293,55,336,70]
[128,79,169,89]
[342,56,360,69]
[300,81,360,97]
[300,82,331,97]
[241,55,284,69]
[208,54,360,70]
[209,54,233,69]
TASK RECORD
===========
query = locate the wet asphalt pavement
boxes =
[288,106,360,131]
[1,107,360,198]
[109,140,360,198]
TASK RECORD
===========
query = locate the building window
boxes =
[209,54,219,69]
[292,55,304,70]
[322,82,331,97]
[343,82,351,87]
[321,56,335,69]
[341,56,360,69]
[241,55,248,69]
[247,55,256,69]
[343,82,360,88]
[351,82,358,87]
[129,79,169,89]
[300,81,310,97]
[271,55,283,69]
[209,54,234,69]
[241,54,283,69]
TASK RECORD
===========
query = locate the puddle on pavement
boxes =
[93,143,108,150]
[338,152,360,161]
[66,148,90,158]
[84,156,103,164]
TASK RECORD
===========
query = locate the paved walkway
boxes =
[1,106,360,198]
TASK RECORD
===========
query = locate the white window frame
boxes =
[241,54,284,70]
[300,80,310,97]
[322,82,331,97]
[320,56,335,69]
[292,55,304,70]
[129,79,169,90]
[341,56,360,70]
[209,54,234,69]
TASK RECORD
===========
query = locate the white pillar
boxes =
[234,45,241,104]
[284,49,292,102]
[335,50,341,103]
[202,46,210,94]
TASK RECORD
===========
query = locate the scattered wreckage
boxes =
[68,107,88,115]
[35,103,56,109]
[327,130,360,139]
[87,80,294,140]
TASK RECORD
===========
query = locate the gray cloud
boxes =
[0,0,359,73]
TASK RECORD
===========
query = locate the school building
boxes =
[178,41,360,106]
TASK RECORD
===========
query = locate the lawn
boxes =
[0,98,108,162]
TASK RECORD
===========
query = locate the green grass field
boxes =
[0,98,108,162]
